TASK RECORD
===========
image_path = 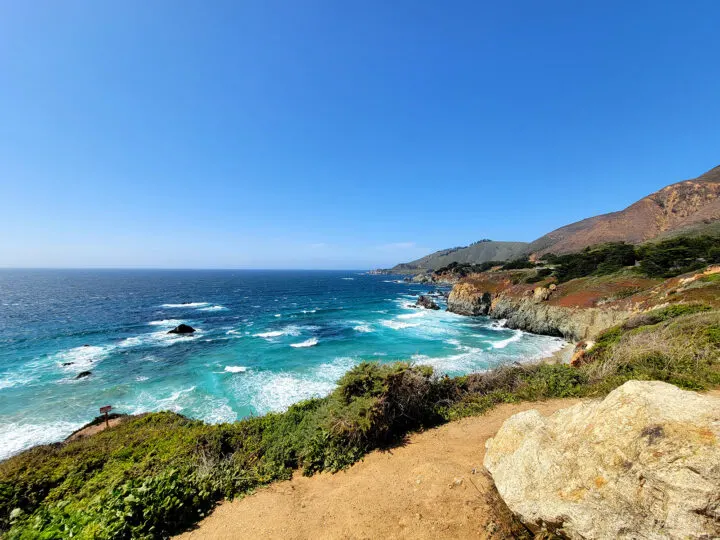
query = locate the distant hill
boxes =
[388,240,528,273]
[527,165,720,256]
[386,165,720,274]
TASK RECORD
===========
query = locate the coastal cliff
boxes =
[489,295,629,340]
[448,282,630,340]
[447,262,720,341]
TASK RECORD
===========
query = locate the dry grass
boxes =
[584,311,720,388]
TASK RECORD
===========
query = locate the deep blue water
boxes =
[0,269,564,460]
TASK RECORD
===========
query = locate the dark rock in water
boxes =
[168,324,196,335]
[62,362,74,367]
[76,371,92,379]
[83,344,90,347]
[415,295,440,310]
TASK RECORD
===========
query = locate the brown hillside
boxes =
[528,165,720,256]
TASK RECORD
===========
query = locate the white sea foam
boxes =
[161,302,210,308]
[135,375,149,382]
[253,326,303,339]
[274,314,281,317]
[488,330,524,349]
[230,357,357,413]
[380,319,420,330]
[118,328,201,349]
[411,346,487,374]
[203,401,237,423]
[254,330,284,338]
[290,337,319,348]
[53,345,113,369]
[397,311,425,320]
[224,366,247,373]
[148,319,184,327]
[0,372,36,391]
[341,277,355,280]
[353,324,373,333]
[0,420,85,461]
[126,386,197,415]
[198,305,227,312]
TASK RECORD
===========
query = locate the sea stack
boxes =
[168,324,196,334]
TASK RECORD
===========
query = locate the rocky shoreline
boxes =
[445,279,631,342]
[447,282,630,341]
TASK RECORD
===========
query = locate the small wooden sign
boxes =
[100,405,112,428]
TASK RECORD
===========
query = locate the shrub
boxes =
[636,235,720,278]
[501,258,536,270]
[524,268,552,283]
[552,242,636,282]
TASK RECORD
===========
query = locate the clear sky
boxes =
[1,1,719,269]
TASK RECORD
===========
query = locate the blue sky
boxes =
[1,1,719,269]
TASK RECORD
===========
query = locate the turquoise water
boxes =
[0,270,564,460]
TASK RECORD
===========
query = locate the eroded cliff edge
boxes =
[446,266,720,341]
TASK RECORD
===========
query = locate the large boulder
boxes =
[484,381,720,539]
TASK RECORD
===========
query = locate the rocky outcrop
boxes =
[447,282,493,316]
[410,273,432,284]
[485,380,720,539]
[168,324,196,334]
[75,371,92,379]
[489,295,629,341]
[414,295,440,310]
[447,282,628,340]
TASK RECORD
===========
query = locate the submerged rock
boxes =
[484,380,720,539]
[415,295,440,310]
[75,371,92,379]
[168,324,196,335]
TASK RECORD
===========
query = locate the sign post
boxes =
[100,405,112,428]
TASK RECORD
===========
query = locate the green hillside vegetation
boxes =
[524,234,720,283]
[2,306,719,539]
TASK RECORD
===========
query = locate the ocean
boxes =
[0,269,565,460]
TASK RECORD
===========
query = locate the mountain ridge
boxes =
[386,164,720,272]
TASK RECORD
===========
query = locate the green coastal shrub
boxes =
[637,235,720,278]
[539,234,719,283]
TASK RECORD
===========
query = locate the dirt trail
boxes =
[177,398,580,540]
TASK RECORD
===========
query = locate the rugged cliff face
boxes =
[446,267,720,341]
[446,282,492,316]
[447,281,629,340]
[488,295,630,340]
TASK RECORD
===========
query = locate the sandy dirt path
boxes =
[177,398,581,540]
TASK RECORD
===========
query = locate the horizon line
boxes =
[0,267,379,272]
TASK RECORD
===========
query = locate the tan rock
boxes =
[532,287,551,302]
[484,381,720,539]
